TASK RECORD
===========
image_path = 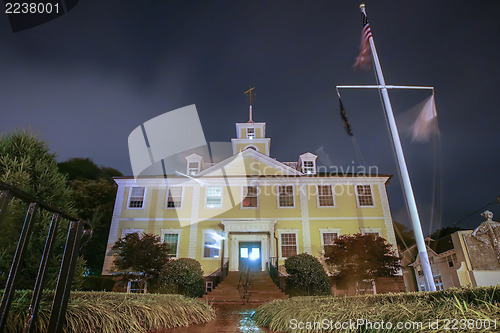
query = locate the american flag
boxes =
[353,11,372,69]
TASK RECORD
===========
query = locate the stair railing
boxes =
[237,261,250,304]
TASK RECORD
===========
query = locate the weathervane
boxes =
[244,87,256,123]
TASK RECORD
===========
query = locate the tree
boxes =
[324,234,401,294]
[0,130,84,289]
[58,157,122,275]
[112,233,170,292]
[284,253,331,296]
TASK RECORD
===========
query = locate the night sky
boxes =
[1,1,498,235]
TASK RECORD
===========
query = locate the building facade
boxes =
[402,211,500,291]
[102,115,399,288]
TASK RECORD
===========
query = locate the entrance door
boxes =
[239,242,261,271]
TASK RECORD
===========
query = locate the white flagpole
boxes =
[360,4,436,291]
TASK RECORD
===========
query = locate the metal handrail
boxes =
[0,180,92,333]
[237,261,251,304]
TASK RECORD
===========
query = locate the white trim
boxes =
[243,144,259,152]
[127,186,147,209]
[319,228,341,255]
[360,228,382,236]
[316,184,336,208]
[121,228,143,238]
[277,185,295,208]
[378,183,399,250]
[299,184,312,253]
[165,186,184,209]
[201,229,223,260]
[118,216,387,222]
[277,229,299,259]
[205,185,223,208]
[241,185,259,209]
[355,184,376,208]
[187,185,201,258]
[161,228,183,258]
[228,233,269,271]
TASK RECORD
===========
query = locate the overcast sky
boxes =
[1,1,498,235]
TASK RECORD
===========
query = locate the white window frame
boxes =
[277,229,299,259]
[121,228,143,239]
[161,228,182,258]
[302,160,315,174]
[246,127,255,139]
[165,186,183,209]
[127,187,146,209]
[355,184,375,207]
[446,254,455,268]
[316,185,335,207]
[187,161,200,175]
[201,230,222,259]
[277,185,295,208]
[241,185,259,209]
[360,228,382,237]
[434,274,444,290]
[205,186,223,208]
[243,145,259,152]
[319,228,341,255]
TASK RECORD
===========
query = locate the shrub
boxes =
[284,253,331,296]
[81,276,115,291]
[153,258,205,298]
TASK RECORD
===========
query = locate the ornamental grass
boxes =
[1,290,215,332]
[254,286,500,332]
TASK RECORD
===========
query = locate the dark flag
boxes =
[5,0,79,33]
[339,97,353,136]
[353,10,372,69]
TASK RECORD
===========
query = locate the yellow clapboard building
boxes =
[102,112,400,292]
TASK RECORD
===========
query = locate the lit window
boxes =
[446,255,454,268]
[188,162,200,175]
[317,185,334,207]
[247,128,255,139]
[166,187,182,208]
[322,232,338,254]
[242,186,258,208]
[206,186,222,208]
[281,233,297,258]
[278,186,294,207]
[303,161,315,174]
[128,187,145,208]
[203,232,220,258]
[356,185,374,206]
[163,233,179,258]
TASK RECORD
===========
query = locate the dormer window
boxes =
[247,128,255,139]
[303,161,315,174]
[188,162,200,175]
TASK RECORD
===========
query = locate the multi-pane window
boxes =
[356,185,374,206]
[317,185,335,207]
[322,232,338,254]
[206,186,222,208]
[281,233,297,258]
[166,187,182,208]
[446,254,454,268]
[203,232,220,258]
[163,233,179,257]
[278,186,294,207]
[303,161,315,174]
[128,187,145,208]
[188,162,200,175]
[247,128,255,139]
[242,186,258,208]
[434,274,444,290]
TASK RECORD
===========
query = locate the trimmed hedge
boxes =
[81,276,115,291]
[284,253,331,296]
[0,290,215,332]
[152,258,205,298]
[254,286,500,332]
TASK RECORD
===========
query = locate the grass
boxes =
[1,290,216,332]
[254,286,500,332]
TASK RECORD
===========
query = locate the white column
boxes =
[188,185,200,258]
[299,184,312,253]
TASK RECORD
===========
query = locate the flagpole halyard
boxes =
[359,4,437,291]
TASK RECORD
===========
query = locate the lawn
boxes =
[254,286,500,332]
[1,290,215,332]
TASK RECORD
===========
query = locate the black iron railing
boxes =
[269,257,287,292]
[0,180,92,333]
[205,258,229,292]
[237,261,250,304]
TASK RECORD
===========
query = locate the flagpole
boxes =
[360,3,436,291]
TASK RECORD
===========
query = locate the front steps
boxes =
[202,271,288,305]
